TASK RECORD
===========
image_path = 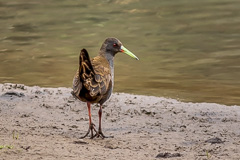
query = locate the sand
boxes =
[0,83,239,160]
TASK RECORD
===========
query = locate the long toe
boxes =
[97,130,114,139]
[80,123,98,139]
[80,128,90,139]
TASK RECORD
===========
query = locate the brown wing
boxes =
[72,49,92,98]
[90,56,111,96]
[72,49,111,99]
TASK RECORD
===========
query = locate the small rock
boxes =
[205,137,224,144]
[141,109,152,115]
[156,152,181,158]
[2,91,25,97]
[71,125,78,128]
[73,140,88,144]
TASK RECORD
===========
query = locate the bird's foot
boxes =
[80,123,98,139]
[80,126,113,139]
[95,129,114,139]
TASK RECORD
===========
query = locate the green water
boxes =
[0,0,240,105]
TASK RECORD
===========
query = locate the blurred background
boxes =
[0,0,240,105]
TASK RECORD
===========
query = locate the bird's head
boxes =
[100,37,139,60]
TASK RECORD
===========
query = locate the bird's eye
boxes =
[113,43,118,47]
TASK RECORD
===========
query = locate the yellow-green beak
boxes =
[120,46,139,60]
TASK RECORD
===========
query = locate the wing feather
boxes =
[72,49,111,99]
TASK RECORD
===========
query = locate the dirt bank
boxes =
[0,83,239,159]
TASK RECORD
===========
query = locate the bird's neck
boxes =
[99,50,115,87]
[108,58,114,87]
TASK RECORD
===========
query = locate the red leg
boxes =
[98,105,103,133]
[87,102,92,124]
[97,105,113,138]
[87,102,94,138]
[80,102,97,139]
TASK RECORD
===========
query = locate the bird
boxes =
[71,37,139,139]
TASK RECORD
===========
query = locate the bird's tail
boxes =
[78,49,95,78]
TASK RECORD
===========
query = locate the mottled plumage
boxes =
[72,49,112,105]
[72,38,138,139]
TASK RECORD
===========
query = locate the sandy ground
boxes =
[0,83,240,160]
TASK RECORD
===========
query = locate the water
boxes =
[0,0,240,105]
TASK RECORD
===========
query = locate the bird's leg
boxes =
[80,102,98,139]
[98,105,103,137]
[97,105,114,139]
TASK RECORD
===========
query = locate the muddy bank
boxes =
[0,83,239,160]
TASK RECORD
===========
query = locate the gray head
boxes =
[99,37,139,60]
[105,37,122,54]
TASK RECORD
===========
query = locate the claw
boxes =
[80,103,113,139]
[80,123,98,139]
[80,125,113,139]
[97,130,114,139]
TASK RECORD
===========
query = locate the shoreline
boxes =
[0,83,240,159]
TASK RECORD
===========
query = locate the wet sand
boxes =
[0,83,239,160]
